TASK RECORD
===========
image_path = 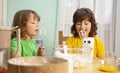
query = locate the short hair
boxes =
[71,8,97,37]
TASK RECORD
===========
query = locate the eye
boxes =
[84,21,91,25]
[88,41,91,43]
[84,41,86,43]
[84,23,89,25]
[31,22,35,24]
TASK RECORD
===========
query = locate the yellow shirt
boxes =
[66,36,105,57]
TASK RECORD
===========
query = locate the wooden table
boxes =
[74,59,120,73]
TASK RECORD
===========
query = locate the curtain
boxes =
[114,0,120,58]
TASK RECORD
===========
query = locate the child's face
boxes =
[75,19,91,37]
[25,13,39,38]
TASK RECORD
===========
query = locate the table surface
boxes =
[74,58,120,73]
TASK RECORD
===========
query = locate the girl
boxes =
[10,10,45,58]
[66,8,105,59]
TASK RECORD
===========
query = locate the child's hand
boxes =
[79,30,87,39]
[38,46,45,56]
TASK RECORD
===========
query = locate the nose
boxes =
[36,23,39,27]
[36,22,39,27]
[81,23,85,30]
[37,25,39,27]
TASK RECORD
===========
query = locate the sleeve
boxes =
[10,38,19,51]
[66,37,71,45]
[66,37,73,47]
[97,38,105,57]
[66,37,73,53]
[32,39,38,56]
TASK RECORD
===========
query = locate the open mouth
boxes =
[35,29,39,33]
